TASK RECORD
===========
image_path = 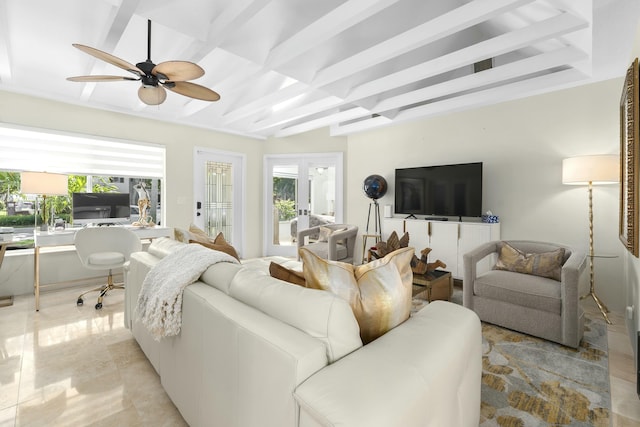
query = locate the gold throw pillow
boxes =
[299,246,415,344]
[494,242,565,281]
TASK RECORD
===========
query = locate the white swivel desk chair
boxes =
[74,226,142,309]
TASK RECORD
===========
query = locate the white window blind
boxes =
[0,124,165,178]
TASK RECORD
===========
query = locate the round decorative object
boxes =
[363,174,387,200]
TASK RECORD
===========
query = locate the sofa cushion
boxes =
[147,236,186,258]
[300,247,414,344]
[494,241,565,281]
[200,262,244,295]
[474,269,562,314]
[228,268,362,363]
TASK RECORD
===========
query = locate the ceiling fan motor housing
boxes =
[137,60,160,87]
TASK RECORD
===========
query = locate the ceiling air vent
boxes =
[474,58,493,73]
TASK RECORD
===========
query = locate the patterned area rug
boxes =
[411,288,611,426]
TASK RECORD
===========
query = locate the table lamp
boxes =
[562,154,619,324]
[20,172,68,231]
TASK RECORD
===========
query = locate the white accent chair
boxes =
[297,223,358,264]
[74,226,142,309]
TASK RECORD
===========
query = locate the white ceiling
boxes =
[1,0,639,140]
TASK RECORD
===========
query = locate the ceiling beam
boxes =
[249,46,586,135]
[249,11,587,135]
[264,0,403,70]
[80,0,141,101]
[331,68,586,135]
[344,11,587,102]
[275,106,374,138]
[312,0,535,87]
[220,0,536,127]
[372,46,587,113]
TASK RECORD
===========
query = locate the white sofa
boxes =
[124,238,482,427]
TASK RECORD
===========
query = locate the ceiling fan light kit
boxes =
[67,19,220,106]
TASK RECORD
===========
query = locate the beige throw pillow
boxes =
[494,242,565,281]
[299,246,415,344]
[187,224,240,261]
[269,262,307,287]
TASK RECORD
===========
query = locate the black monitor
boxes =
[72,193,131,225]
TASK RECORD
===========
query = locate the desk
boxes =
[33,226,172,311]
[0,242,13,307]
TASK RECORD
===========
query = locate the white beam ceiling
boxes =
[0,0,637,139]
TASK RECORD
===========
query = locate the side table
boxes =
[412,269,453,302]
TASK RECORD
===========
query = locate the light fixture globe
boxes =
[363,174,387,200]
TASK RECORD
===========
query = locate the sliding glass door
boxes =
[264,153,343,257]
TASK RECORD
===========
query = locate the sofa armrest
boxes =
[559,249,587,345]
[294,301,482,427]
[327,227,357,260]
[297,226,322,259]
[462,240,499,307]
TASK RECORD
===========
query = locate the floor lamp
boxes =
[562,155,619,324]
[20,172,69,231]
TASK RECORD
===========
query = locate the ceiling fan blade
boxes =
[165,81,220,102]
[67,75,138,82]
[72,44,143,76]
[153,61,204,82]
[138,85,167,105]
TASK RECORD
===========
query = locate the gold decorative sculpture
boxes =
[132,182,155,227]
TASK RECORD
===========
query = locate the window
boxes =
[0,125,165,248]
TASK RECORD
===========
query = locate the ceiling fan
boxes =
[67,19,220,105]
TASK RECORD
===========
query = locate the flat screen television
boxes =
[72,192,131,225]
[394,162,482,219]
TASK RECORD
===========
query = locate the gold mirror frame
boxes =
[620,58,640,257]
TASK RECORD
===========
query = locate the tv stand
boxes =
[428,217,448,221]
[404,214,417,220]
[382,217,500,279]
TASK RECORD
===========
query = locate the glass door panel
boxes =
[264,154,343,257]
[194,149,244,256]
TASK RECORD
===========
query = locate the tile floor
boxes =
[0,286,639,426]
[0,286,187,427]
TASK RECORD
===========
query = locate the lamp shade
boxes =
[562,155,619,185]
[21,172,68,195]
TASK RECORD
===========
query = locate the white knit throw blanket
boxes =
[135,244,239,340]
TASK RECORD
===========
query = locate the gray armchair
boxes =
[297,223,358,264]
[463,240,588,348]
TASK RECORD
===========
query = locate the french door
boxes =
[194,148,245,257]
[264,153,343,257]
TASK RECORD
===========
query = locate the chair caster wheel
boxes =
[95,303,103,310]
[77,298,83,306]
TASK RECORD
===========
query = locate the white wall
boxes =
[0,90,263,255]
[346,77,626,311]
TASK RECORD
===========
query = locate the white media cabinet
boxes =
[382,218,500,280]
